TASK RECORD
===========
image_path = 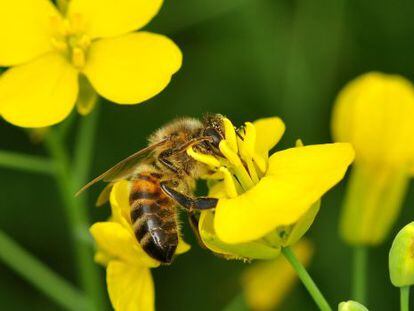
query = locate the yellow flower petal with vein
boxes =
[107,261,154,311]
[0,53,78,128]
[90,222,159,268]
[214,143,354,243]
[0,0,59,66]
[68,0,163,39]
[84,32,182,104]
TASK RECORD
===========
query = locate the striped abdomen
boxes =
[129,172,178,264]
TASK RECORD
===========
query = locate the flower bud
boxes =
[332,72,414,245]
[389,222,414,287]
[338,301,368,311]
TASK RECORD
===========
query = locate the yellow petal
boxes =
[0,0,59,66]
[94,250,112,266]
[0,53,78,128]
[107,261,154,311]
[253,117,285,155]
[110,180,132,228]
[83,32,181,104]
[68,0,162,39]
[176,239,191,255]
[241,240,313,311]
[332,72,414,166]
[199,211,280,260]
[90,222,159,268]
[215,143,354,243]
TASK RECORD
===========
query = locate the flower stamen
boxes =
[219,167,240,198]
[50,14,90,69]
[219,140,254,191]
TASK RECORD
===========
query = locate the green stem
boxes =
[58,111,77,140]
[222,293,249,311]
[352,246,367,304]
[72,106,105,309]
[400,286,410,311]
[0,151,54,175]
[73,106,99,189]
[282,247,332,311]
[0,230,90,311]
[45,109,103,311]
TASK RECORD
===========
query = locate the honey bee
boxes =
[77,114,226,264]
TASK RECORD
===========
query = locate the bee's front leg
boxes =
[159,182,218,211]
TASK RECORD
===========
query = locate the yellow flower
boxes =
[0,0,182,127]
[90,181,190,311]
[332,72,414,245]
[241,240,313,311]
[188,117,354,258]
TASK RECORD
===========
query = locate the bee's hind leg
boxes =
[160,182,218,211]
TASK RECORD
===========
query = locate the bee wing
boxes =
[75,139,169,196]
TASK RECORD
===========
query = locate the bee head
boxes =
[202,114,225,148]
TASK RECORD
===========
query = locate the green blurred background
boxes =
[1,0,414,310]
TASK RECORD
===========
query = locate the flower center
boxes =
[188,118,268,198]
[50,14,90,69]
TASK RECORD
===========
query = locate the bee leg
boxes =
[188,212,208,249]
[158,151,180,174]
[160,182,218,211]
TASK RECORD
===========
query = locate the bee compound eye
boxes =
[205,128,222,146]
